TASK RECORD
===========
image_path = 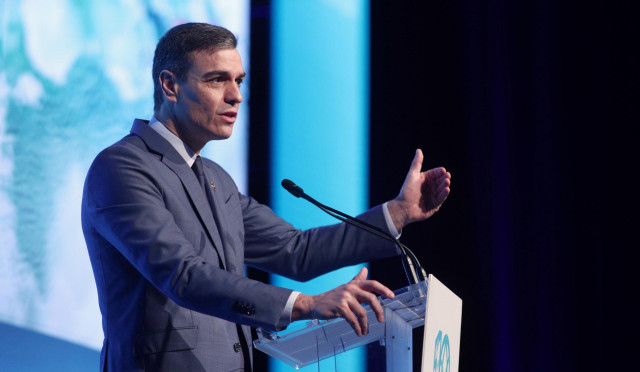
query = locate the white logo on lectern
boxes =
[433,330,451,372]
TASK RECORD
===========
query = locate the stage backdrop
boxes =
[0,0,249,369]
[270,0,370,371]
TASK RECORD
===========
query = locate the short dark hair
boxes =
[152,23,237,112]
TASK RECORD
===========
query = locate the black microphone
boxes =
[281,179,304,198]
[280,179,426,285]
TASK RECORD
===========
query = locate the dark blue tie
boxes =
[192,156,208,193]
[192,156,235,272]
[193,156,247,361]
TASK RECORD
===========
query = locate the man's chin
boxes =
[203,123,233,140]
[209,130,233,141]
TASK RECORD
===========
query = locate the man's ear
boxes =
[159,70,179,103]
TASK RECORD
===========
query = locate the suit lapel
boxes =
[130,119,227,269]
[201,165,238,274]
[163,157,228,270]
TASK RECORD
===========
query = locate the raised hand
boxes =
[387,149,451,230]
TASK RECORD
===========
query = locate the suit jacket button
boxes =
[232,302,256,315]
[233,342,242,352]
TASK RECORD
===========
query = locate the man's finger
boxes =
[425,166,446,180]
[410,149,424,174]
[341,306,362,336]
[348,300,369,335]
[352,266,368,282]
[357,279,395,299]
[437,178,451,194]
[356,289,385,323]
[437,189,450,203]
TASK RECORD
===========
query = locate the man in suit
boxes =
[82,23,451,371]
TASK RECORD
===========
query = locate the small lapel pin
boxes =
[210,181,216,191]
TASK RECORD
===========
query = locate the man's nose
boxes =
[225,83,243,105]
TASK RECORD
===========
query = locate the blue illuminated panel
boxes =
[271,0,369,370]
[0,1,249,370]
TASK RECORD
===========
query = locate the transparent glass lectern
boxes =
[254,280,428,370]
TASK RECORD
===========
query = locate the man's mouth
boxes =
[220,111,237,122]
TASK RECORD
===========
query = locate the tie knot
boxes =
[192,155,204,174]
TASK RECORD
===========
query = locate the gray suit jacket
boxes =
[81,119,398,371]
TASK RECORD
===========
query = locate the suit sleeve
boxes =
[83,143,293,331]
[240,195,400,282]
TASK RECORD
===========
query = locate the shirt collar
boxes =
[149,116,199,167]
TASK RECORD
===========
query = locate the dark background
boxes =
[250,1,638,370]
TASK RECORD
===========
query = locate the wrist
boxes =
[291,294,313,321]
[387,199,409,231]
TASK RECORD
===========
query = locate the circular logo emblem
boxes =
[433,330,451,372]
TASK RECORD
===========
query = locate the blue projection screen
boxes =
[0,1,249,369]
[271,0,370,371]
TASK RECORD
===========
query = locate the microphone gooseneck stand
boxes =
[281,179,427,285]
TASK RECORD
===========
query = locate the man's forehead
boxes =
[187,48,244,75]
[189,48,241,63]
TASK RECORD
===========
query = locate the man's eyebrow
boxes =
[201,70,246,79]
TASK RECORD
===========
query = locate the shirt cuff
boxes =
[382,202,404,255]
[280,291,301,327]
[382,202,401,238]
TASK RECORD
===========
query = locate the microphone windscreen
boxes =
[281,179,304,198]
